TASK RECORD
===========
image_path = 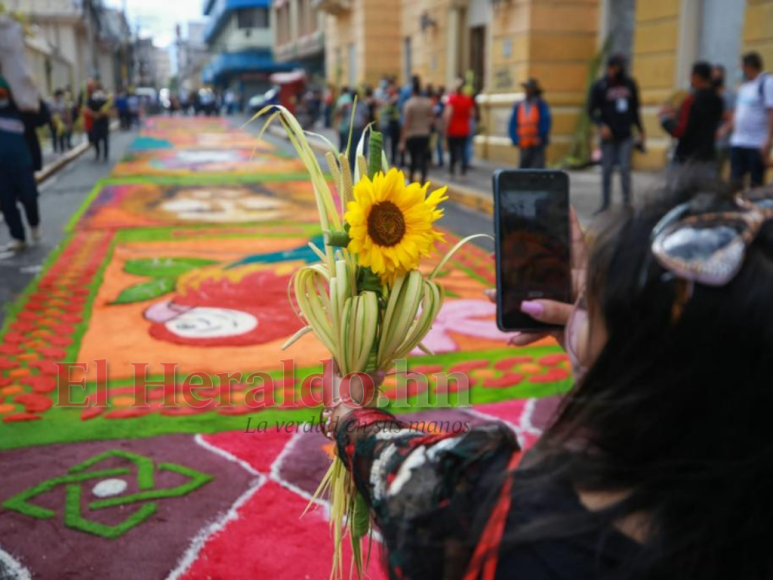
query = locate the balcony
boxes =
[201,50,295,85]
[311,0,351,16]
[204,0,269,44]
[275,30,324,62]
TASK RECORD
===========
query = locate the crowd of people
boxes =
[329,75,481,181]
[328,51,773,213]
[518,50,773,212]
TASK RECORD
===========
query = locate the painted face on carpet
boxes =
[159,186,284,222]
[138,264,301,347]
[77,181,324,229]
[111,149,306,177]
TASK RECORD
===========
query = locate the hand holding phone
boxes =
[493,170,573,332]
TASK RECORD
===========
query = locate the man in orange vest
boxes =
[509,78,552,168]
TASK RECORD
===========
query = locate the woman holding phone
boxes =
[320,175,773,579]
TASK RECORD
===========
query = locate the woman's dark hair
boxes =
[512,174,773,579]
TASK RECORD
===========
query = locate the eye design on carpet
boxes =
[163,307,259,339]
[141,266,301,346]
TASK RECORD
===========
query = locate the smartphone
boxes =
[493,170,572,332]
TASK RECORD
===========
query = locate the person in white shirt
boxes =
[730,52,773,188]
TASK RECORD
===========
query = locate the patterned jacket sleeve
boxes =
[335,408,521,580]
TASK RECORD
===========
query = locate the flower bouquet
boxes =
[253,104,484,578]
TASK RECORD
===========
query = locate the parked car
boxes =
[247,87,279,114]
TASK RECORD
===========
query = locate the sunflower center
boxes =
[367,201,406,247]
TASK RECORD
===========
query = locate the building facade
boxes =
[273,0,325,79]
[202,0,293,95]
[177,21,210,92]
[95,6,132,92]
[15,0,92,95]
[133,37,155,87]
[152,47,172,90]
[318,0,401,88]
[12,0,132,96]
[319,0,773,169]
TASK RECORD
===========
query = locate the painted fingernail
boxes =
[521,301,545,318]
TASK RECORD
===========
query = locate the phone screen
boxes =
[495,171,572,331]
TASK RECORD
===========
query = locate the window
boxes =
[298,0,308,36]
[403,37,412,83]
[300,0,316,36]
[236,7,269,29]
[280,5,290,43]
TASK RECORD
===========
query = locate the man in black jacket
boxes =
[660,62,724,168]
[588,54,645,212]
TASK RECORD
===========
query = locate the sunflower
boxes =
[345,168,447,284]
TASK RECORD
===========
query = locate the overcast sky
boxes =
[105,0,206,47]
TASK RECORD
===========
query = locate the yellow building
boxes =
[317,0,401,87]
[316,0,773,169]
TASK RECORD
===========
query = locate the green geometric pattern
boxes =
[2,450,212,539]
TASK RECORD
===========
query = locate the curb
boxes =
[35,141,90,184]
[267,125,494,218]
[432,178,493,217]
[35,121,120,185]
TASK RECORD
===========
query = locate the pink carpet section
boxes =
[180,480,388,580]
[203,428,295,474]
[183,398,556,579]
[186,429,388,579]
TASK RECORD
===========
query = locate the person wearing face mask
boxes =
[319,175,773,580]
[729,52,773,189]
[588,54,646,213]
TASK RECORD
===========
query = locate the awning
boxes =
[201,51,297,85]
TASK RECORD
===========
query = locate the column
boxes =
[445,6,460,88]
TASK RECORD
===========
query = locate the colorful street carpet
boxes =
[0,118,571,579]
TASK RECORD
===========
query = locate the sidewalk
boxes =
[267,123,665,225]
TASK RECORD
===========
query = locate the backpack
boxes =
[758,73,771,101]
